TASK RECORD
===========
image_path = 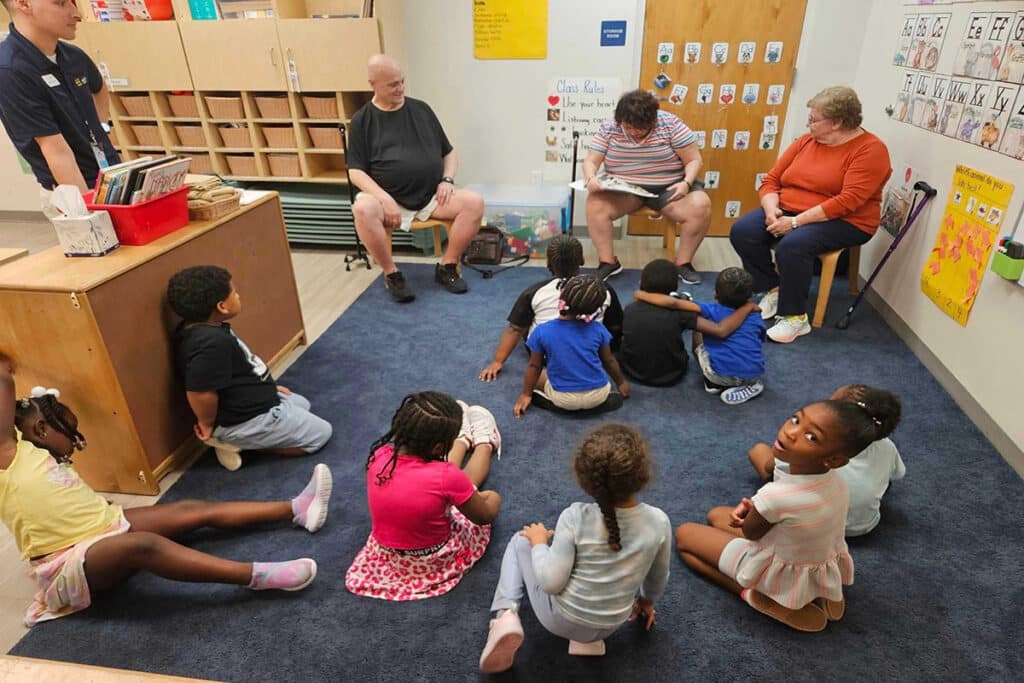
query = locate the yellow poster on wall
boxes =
[920,165,1014,326]
[473,0,548,60]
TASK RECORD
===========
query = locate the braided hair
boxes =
[14,394,87,464]
[819,387,902,457]
[573,424,652,552]
[546,235,584,280]
[559,274,608,321]
[366,391,462,485]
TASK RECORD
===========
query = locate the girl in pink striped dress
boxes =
[675,395,901,631]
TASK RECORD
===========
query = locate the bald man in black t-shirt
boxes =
[348,54,484,303]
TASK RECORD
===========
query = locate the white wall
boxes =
[849,0,1024,458]
[395,0,644,186]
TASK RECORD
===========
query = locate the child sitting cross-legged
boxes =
[621,259,760,387]
[479,235,622,382]
[634,266,766,405]
[345,392,502,600]
[514,275,630,418]
[0,353,332,627]
[167,266,332,470]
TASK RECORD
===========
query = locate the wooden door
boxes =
[179,20,287,91]
[76,21,193,91]
[634,0,807,237]
[275,18,380,92]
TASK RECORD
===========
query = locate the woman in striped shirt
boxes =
[675,396,900,632]
[583,89,711,285]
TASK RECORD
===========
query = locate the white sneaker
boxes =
[767,315,811,343]
[721,380,765,405]
[204,437,242,471]
[479,610,524,673]
[568,640,606,656]
[759,290,779,320]
[456,399,473,448]
[467,405,502,459]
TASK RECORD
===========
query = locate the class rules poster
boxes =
[920,165,1013,326]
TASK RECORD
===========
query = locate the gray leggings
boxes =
[489,535,620,643]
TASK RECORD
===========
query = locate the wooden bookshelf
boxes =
[75,0,379,185]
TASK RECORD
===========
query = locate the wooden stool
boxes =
[813,245,861,328]
[0,248,29,267]
[407,218,450,257]
[628,208,677,259]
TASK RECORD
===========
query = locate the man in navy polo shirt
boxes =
[0,0,118,192]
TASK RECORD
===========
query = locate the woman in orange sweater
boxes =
[729,87,891,343]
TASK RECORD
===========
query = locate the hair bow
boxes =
[30,386,61,399]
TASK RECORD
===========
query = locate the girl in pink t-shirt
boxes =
[675,395,900,632]
[346,391,503,601]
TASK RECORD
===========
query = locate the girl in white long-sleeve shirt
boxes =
[479,424,671,674]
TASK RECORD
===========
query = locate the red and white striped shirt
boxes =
[589,110,695,186]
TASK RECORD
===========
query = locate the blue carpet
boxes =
[10,263,1023,682]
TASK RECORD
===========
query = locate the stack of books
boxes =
[93,155,191,205]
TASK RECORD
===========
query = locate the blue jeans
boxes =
[729,208,872,317]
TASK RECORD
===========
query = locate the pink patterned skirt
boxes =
[345,507,491,601]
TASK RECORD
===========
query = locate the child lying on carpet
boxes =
[479,235,623,382]
[346,391,502,600]
[167,265,332,471]
[635,266,766,405]
[748,384,905,537]
[479,424,670,673]
[0,353,331,627]
[514,275,629,417]
[675,391,901,632]
[620,259,759,387]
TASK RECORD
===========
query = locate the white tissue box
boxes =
[51,210,120,257]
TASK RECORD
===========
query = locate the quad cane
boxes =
[338,122,371,271]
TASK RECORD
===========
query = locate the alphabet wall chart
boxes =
[893,7,1024,160]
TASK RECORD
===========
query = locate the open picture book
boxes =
[568,173,657,197]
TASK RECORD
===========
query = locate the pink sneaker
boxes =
[248,558,317,591]
[479,610,524,673]
[292,463,333,533]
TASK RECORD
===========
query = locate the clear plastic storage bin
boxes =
[464,184,570,258]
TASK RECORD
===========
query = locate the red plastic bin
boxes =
[83,186,190,246]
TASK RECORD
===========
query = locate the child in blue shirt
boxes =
[514,275,629,417]
[634,267,766,405]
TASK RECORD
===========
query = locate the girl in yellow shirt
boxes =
[0,353,332,626]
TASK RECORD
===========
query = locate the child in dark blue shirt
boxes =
[634,267,766,405]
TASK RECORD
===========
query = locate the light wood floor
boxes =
[0,215,740,680]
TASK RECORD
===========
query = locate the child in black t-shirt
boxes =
[168,266,332,470]
[620,260,757,387]
[479,235,622,382]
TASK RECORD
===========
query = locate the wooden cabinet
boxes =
[76,21,193,91]
[0,195,305,494]
[275,18,379,92]
[179,20,288,91]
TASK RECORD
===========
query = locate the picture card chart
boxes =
[542,77,623,182]
[891,7,1024,160]
[921,165,1014,327]
[634,0,808,237]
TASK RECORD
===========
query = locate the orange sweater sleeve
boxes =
[818,137,892,221]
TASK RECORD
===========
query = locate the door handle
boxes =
[270,47,278,67]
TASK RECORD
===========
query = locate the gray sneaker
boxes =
[385,271,415,303]
[677,262,702,285]
[594,259,624,281]
[435,263,468,294]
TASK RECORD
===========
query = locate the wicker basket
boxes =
[184,153,214,175]
[301,95,339,119]
[130,124,162,147]
[120,94,154,117]
[189,192,241,221]
[204,95,245,119]
[168,94,199,118]
[217,125,252,148]
[308,126,342,149]
[268,153,301,177]
[254,95,291,119]
[225,155,258,176]
[174,124,206,147]
[261,125,297,148]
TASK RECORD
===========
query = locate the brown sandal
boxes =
[742,590,828,632]
[815,597,846,621]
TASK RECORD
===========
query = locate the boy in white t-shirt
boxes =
[748,384,905,537]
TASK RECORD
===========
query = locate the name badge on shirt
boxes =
[91,143,110,169]
[41,74,61,88]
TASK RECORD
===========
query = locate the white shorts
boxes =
[356,192,438,232]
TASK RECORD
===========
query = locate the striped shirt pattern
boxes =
[589,110,695,186]
[724,468,854,609]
